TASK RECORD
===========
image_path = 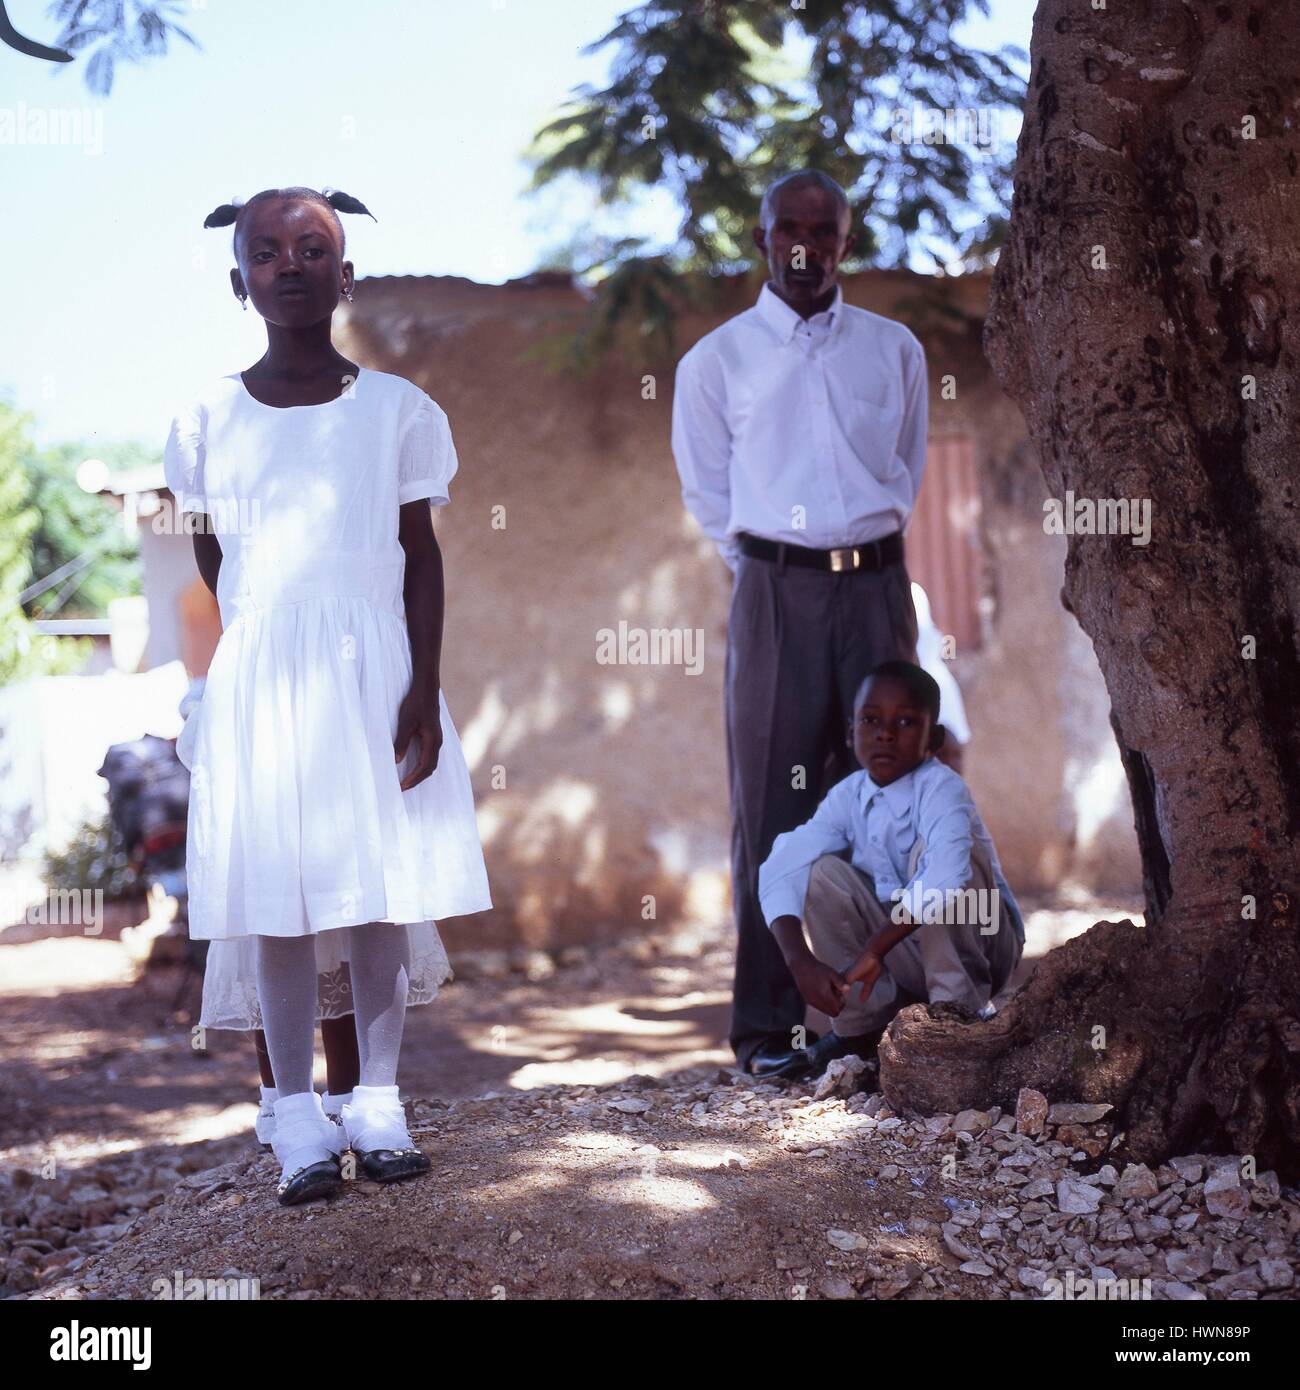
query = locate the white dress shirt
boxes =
[757,758,1024,942]
[671,283,929,572]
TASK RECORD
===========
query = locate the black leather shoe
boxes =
[801,1029,883,1081]
[277,1156,342,1206]
[746,1032,822,1081]
[353,1146,431,1183]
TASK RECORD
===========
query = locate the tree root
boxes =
[878,917,1300,1181]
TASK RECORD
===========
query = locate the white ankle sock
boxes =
[322,1090,353,1117]
[271,1090,341,1183]
[341,1084,411,1152]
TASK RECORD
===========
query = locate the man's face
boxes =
[231,198,352,326]
[753,181,854,313]
[850,676,935,786]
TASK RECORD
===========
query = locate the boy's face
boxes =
[849,676,935,786]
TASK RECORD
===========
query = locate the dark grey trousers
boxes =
[724,548,919,1068]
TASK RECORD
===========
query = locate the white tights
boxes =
[255,923,412,1096]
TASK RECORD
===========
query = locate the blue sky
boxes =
[0,0,1035,447]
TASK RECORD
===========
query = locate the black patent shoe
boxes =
[353,1146,431,1184]
[746,1032,822,1081]
[277,1156,343,1206]
[341,1086,431,1185]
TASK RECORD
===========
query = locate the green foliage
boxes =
[23,438,143,620]
[528,0,1027,356]
[42,806,139,901]
[0,404,91,684]
[46,0,201,95]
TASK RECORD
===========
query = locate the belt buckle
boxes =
[829,547,859,573]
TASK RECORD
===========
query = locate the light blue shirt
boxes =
[757,758,1024,943]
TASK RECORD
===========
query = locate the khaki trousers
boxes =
[802,847,1021,1036]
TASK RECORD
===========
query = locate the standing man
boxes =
[671,170,929,1078]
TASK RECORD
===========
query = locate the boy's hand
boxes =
[790,956,850,1017]
[844,949,884,1006]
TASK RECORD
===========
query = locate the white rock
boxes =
[1258,1258,1294,1289]
[1014,1088,1049,1137]
[1169,1156,1203,1183]
[959,1260,995,1277]
[827,1228,871,1252]
[1116,1163,1160,1201]
[1056,1176,1103,1214]
[941,1224,978,1262]
[608,1097,651,1114]
[813,1055,867,1100]
[1165,1247,1211,1281]
[1047,1102,1113,1125]
[1251,1171,1281,1202]
[1203,1165,1251,1220]
[953,1108,992,1135]
[1159,1280,1207,1301]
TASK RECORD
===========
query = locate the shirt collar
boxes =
[858,760,926,819]
[755,282,844,343]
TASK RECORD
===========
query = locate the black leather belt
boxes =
[737,530,904,573]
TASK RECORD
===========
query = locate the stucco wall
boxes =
[316,268,1143,946]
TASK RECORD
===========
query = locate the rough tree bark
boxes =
[880,0,1300,1178]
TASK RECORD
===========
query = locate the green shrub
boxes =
[42,808,139,901]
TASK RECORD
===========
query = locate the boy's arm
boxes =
[759,784,857,1015]
[844,779,975,994]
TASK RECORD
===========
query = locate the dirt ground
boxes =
[6,887,1297,1302]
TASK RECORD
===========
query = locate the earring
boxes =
[344,288,354,302]
[239,295,248,311]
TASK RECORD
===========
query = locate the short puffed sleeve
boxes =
[396,390,459,507]
[162,399,209,515]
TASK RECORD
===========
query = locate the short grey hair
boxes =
[758,170,851,230]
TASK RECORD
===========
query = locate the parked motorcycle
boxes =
[96,734,207,991]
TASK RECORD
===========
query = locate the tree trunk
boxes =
[881,0,1300,1179]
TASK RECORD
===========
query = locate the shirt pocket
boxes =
[845,392,904,482]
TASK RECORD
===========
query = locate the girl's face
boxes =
[230,198,354,326]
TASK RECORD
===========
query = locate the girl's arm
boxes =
[193,528,222,596]
[395,499,444,790]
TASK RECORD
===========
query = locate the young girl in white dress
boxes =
[163,186,492,1205]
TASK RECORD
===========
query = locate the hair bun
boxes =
[202,203,241,229]
[322,188,378,222]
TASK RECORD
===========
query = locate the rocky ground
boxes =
[13,1065,1300,1302]
[3,890,1298,1301]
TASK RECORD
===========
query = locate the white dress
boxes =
[162,367,492,1029]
